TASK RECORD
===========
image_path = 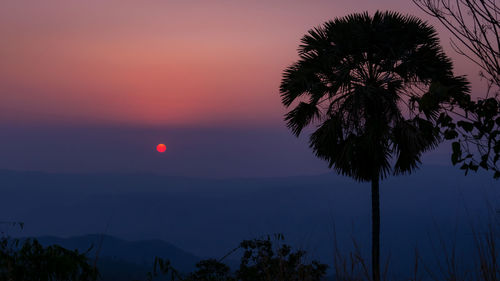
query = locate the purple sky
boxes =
[0,0,484,177]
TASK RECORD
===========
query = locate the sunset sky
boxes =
[0,0,487,177]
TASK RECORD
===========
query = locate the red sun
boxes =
[156,143,166,153]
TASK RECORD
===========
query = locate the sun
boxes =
[156,143,166,153]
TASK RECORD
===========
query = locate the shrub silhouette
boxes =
[235,236,327,281]
[148,235,327,281]
[184,259,234,281]
[0,236,98,281]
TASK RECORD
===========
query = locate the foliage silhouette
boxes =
[0,236,98,281]
[279,11,470,281]
[184,259,234,281]
[413,0,500,178]
[146,234,327,281]
[235,235,327,281]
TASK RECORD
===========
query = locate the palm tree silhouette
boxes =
[280,11,469,281]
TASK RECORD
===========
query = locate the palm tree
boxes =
[280,11,469,281]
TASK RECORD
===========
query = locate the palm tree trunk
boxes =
[371,177,380,281]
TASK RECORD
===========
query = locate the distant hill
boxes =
[35,234,200,280]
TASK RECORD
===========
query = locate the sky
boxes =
[0,0,488,177]
[1,3,497,275]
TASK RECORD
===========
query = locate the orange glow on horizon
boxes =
[0,0,486,127]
